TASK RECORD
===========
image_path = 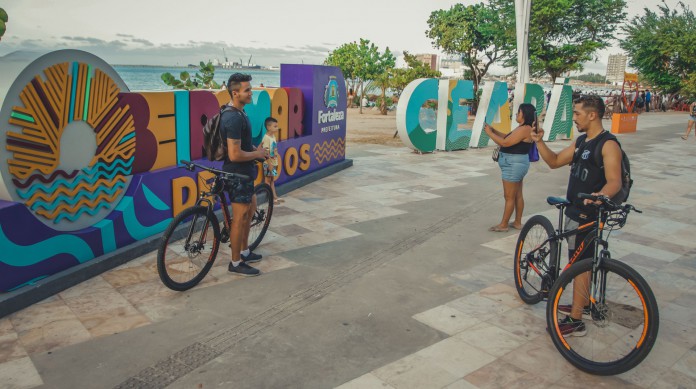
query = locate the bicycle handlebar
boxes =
[179,160,251,181]
[577,193,642,214]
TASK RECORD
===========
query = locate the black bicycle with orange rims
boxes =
[157,160,273,291]
[514,193,658,375]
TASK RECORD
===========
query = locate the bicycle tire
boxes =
[546,258,659,375]
[157,206,220,291]
[514,215,558,304]
[248,183,273,251]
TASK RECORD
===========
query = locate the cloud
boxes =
[129,38,154,46]
[0,36,330,67]
[61,36,108,45]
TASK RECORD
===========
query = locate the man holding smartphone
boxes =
[531,95,623,335]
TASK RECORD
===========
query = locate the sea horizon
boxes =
[113,65,281,91]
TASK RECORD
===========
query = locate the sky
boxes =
[0,0,684,75]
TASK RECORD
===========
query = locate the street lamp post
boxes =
[513,0,531,116]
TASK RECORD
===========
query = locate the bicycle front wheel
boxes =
[514,215,558,304]
[157,206,220,291]
[546,258,659,375]
[248,183,274,251]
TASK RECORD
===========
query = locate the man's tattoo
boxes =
[231,140,241,146]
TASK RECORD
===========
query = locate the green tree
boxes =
[573,73,609,84]
[426,2,512,97]
[0,8,8,41]
[389,51,442,98]
[161,61,220,90]
[494,0,626,81]
[620,2,696,99]
[325,39,395,114]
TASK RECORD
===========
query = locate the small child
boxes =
[261,117,282,204]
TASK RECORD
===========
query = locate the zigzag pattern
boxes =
[12,170,78,189]
[36,185,126,222]
[313,138,345,164]
[53,202,112,223]
[26,180,127,210]
[17,158,133,199]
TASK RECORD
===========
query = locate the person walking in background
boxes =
[682,101,696,140]
[483,103,537,232]
[645,89,652,112]
[261,117,283,204]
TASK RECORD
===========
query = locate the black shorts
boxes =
[566,219,596,262]
[227,179,254,204]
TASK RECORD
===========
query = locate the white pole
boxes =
[513,0,532,117]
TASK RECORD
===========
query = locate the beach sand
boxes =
[345,107,402,146]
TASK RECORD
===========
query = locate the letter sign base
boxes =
[611,113,637,134]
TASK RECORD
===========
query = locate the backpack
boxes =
[575,132,633,203]
[202,106,232,161]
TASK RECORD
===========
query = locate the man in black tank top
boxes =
[530,95,623,336]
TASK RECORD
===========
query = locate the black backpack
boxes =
[202,106,232,161]
[576,132,633,204]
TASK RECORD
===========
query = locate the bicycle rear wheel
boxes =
[546,258,659,375]
[514,215,558,304]
[248,183,273,251]
[157,206,220,291]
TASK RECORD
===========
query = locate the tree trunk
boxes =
[359,82,364,114]
[380,86,387,115]
[549,71,561,83]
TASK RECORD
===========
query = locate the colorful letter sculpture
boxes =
[396,78,574,152]
[0,50,347,291]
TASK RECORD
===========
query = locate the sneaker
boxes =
[558,316,587,337]
[557,304,591,316]
[241,251,262,263]
[228,262,260,276]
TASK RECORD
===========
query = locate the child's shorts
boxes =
[263,161,278,178]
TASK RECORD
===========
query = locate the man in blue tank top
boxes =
[531,95,623,336]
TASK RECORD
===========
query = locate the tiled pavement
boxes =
[1,113,696,388]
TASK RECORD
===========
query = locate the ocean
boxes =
[113,66,281,92]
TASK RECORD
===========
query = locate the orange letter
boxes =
[172,176,197,217]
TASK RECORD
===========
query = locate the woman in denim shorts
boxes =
[483,103,537,232]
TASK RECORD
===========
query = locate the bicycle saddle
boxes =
[547,196,571,207]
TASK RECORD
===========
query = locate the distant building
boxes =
[415,54,438,71]
[439,58,464,78]
[606,54,627,84]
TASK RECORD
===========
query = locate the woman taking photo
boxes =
[483,103,537,232]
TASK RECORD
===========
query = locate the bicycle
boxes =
[513,193,658,375]
[157,160,274,291]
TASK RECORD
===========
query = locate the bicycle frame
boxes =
[525,203,612,296]
[181,175,234,255]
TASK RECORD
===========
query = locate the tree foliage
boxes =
[426,2,511,95]
[572,72,609,84]
[620,1,696,98]
[0,8,8,41]
[494,0,626,81]
[325,38,395,113]
[161,61,220,90]
[389,51,442,97]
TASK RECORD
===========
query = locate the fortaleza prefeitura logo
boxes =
[318,76,344,127]
[324,76,339,108]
